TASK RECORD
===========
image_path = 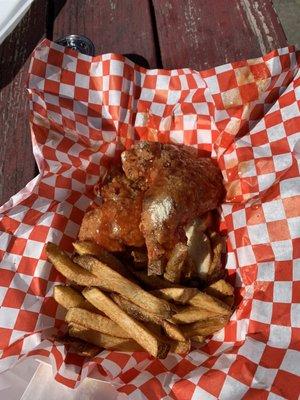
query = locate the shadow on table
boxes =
[123,54,150,69]
[0,0,67,90]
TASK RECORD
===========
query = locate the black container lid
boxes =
[56,34,95,56]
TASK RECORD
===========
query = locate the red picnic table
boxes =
[0,0,287,206]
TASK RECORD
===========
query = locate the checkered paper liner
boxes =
[0,39,300,399]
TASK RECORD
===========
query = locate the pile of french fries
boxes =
[47,239,234,359]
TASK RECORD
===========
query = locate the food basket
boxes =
[0,39,299,399]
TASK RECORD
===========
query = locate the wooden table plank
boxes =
[53,0,158,68]
[0,0,48,206]
[152,0,287,70]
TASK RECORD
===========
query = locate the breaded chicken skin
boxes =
[121,142,224,274]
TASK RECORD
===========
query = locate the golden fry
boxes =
[162,321,186,342]
[69,323,189,355]
[58,335,100,357]
[46,243,102,287]
[204,279,234,298]
[83,287,170,358]
[151,287,198,304]
[66,282,85,292]
[66,308,131,338]
[111,293,163,324]
[185,223,212,279]
[51,223,234,359]
[170,340,191,355]
[183,256,198,281]
[171,306,217,324]
[181,316,229,338]
[73,241,127,276]
[53,285,99,312]
[54,285,87,309]
[75,255,172,318]
[190,335,205,344]
[69,323,143,352]
[207,231,224,280]
[142,322,190,354]
[164,243,188,283]
[131,270,179,289]
[188,291,232,316]
[143,322,162,336]
[223,295,234,307]
[111,293,184,342]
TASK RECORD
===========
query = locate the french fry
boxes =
[51,224,234,359]
[190,335,205,344]
[206,231,224,280]
[131,270,179,289]
[83,287,170,358]
[143,322,162,336]
[54,285,99,312]
[66,282,85,292]
[46,243,102,287]
[181,316,229,338]
[142,322,190,354]
[66,308,131,338]
[75,255,172,318]
[170,340,191,355]
[188,291,232,316]
[204,279,235,308]
[164,243,188,283]
[69,323,190,356]
[151,287,198,304]
[162,321,186,342]
[185,223,212,280]
[183,256,198,281]
[223,296,234,307]
[57,335,101,357]
[69,323,143,352]
[111,293,185,342]
[111,293,163,325]
[73,241,127,276]
[54,285,87,309]
[204,279,234,298]
[171,306,218,324]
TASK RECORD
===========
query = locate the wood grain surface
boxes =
[53,0,158,68]
[0,0,47,206]
[152,0,287,70]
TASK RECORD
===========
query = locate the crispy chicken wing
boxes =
[79,175,144,252]
[122,142,224,274]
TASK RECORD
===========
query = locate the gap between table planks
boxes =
[0,0,287,206]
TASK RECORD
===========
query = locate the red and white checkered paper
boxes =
[0,39,300,399]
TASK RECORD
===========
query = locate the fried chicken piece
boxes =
[121,141,162,190]
[121,142,224,275]
[79,175,144,252]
